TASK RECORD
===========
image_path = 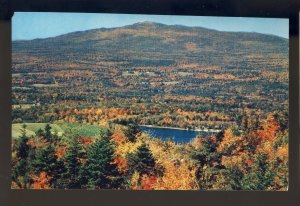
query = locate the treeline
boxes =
[190,112,288,190]
[12,112,288,190]
[12,100,285,131]
[12,123,160,189]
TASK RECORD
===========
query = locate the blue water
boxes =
[140,126,214,144]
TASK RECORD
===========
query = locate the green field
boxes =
[12,123,64,139]
[12,123,107,140]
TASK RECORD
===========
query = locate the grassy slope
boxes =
[12,123,106,139]
[12,123,64,139]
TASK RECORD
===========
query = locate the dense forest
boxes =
[12,112,288,190]
[11,22,288,190]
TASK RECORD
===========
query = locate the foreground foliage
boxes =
[12,112,288,190]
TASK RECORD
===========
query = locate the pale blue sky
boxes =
[12,12,289,40]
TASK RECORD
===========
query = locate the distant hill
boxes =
[13,21,288,71]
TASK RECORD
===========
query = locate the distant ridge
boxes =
[12,20,288,73]
[12,21,287,42]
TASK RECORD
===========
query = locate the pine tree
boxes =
[33,144,64,187]
[44,124,52,142]
[15,124,30,159]
[240,154,275,190]
[59,137,86,189]
[35,128,44,138]
[242,116,249,130]
[127,143,156,176]
[124,123,141,142]
[192,136,223,190]
[99,128,112,141]
[12,124,34,188]
[85,138,123,189]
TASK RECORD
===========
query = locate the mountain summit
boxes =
[12,21,288,77]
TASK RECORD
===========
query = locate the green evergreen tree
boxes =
[215,166,243,190]
[59,137,86,189]
[44,123,52,142]
[12,124,34,188]
[99,128,112,141]
[32,144,64,187]
[127,143,156,176]
[124,123,141,142]
[240,154,275,190]
[85,138,123,189]
[242,116,249,130]
[15,124,30,159]
[38,124,60,145]
[35,128,44,138]
[192,136,223,190]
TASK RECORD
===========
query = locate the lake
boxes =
[140,126,217,144]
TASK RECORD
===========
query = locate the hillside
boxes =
[13,21,288,71]
[12,22,288,130]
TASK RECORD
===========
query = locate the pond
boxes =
[140,126,218,144]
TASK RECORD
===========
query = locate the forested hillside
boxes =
[12,112,288,190]
[12,22,288,130]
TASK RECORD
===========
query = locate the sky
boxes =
[12,12,289,40]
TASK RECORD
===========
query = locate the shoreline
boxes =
[139,124,221,133]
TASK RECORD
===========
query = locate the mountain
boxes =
[13,21,288,72]
[12,22,288,113]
